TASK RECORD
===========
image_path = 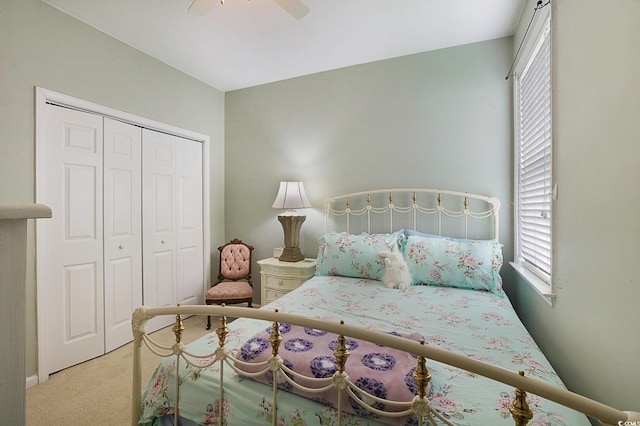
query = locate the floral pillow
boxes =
[316,232,404,280]
[401,234,503,294]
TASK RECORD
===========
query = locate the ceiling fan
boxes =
[188,0,310,19]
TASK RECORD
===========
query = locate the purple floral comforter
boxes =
[140,276,590,425]
[235,322,427,425]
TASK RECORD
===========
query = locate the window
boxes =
[512,9,554,302]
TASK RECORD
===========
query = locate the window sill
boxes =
[509,262,555,306]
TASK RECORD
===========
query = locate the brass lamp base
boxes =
[277,214,306,262]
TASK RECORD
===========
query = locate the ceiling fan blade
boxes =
[272,0,309,20]
[188,0,217,15]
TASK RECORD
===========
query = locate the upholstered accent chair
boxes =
[205,238,254,330]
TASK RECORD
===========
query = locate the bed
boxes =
[131,188,639,426]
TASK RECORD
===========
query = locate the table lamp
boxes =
[272,181,311,262]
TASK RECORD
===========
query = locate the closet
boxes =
[36,95,208,378]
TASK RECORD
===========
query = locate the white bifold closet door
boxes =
[42,105,107,373]
[41,106,143,372]
[103,119,143,353]
[39,104,204,375]
[142,129,203,332]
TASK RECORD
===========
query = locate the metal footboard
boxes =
[131,304,639,426]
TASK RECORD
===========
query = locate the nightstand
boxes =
[258,257,317,305]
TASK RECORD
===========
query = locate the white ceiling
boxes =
[42,0,526,92]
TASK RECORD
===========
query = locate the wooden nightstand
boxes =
[258,257,317,305]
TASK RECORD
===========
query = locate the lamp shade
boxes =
[272,181,311,210]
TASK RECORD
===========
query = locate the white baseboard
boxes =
[26,375,38,389]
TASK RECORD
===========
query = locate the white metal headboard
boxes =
[324,188,500,241]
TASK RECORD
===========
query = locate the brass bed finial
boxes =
[510,371,534,426]
[437,193,442,207]
[172,305,184,344]
[388,192,393,204]
[367,194,371,205]
[269,310,284,356]
[346,198,350,209]
[334,321,350,372]
[413,341,431,399]
[464,196,469,210]
[216,314,229,347]
[412,192,417,204]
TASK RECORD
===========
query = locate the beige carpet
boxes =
[26,315,214,426]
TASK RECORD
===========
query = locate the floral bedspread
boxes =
[139,276,589,426]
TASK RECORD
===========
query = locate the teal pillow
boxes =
[401,234,503,293]
[316,232,404,280]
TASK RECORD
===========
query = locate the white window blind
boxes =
[516,21,552,281]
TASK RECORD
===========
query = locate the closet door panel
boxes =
[142,129,177,331]
[109,259,134,317]
[177,246,200,305]
[65,263,99,338]
[176,138,204,306]
[104,118,142,352]
[41,105,105,374]
[151,251,175,307]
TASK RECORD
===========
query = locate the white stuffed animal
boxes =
[377,247,412,290]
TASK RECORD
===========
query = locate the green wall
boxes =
[0,0,225,379]
[507,0,640,413]
[225,37,514,294]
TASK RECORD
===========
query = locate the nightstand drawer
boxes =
[261,263,315,278]
[263,288,289,304]
[264,275,301,291]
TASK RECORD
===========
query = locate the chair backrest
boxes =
[218,238,253,283]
